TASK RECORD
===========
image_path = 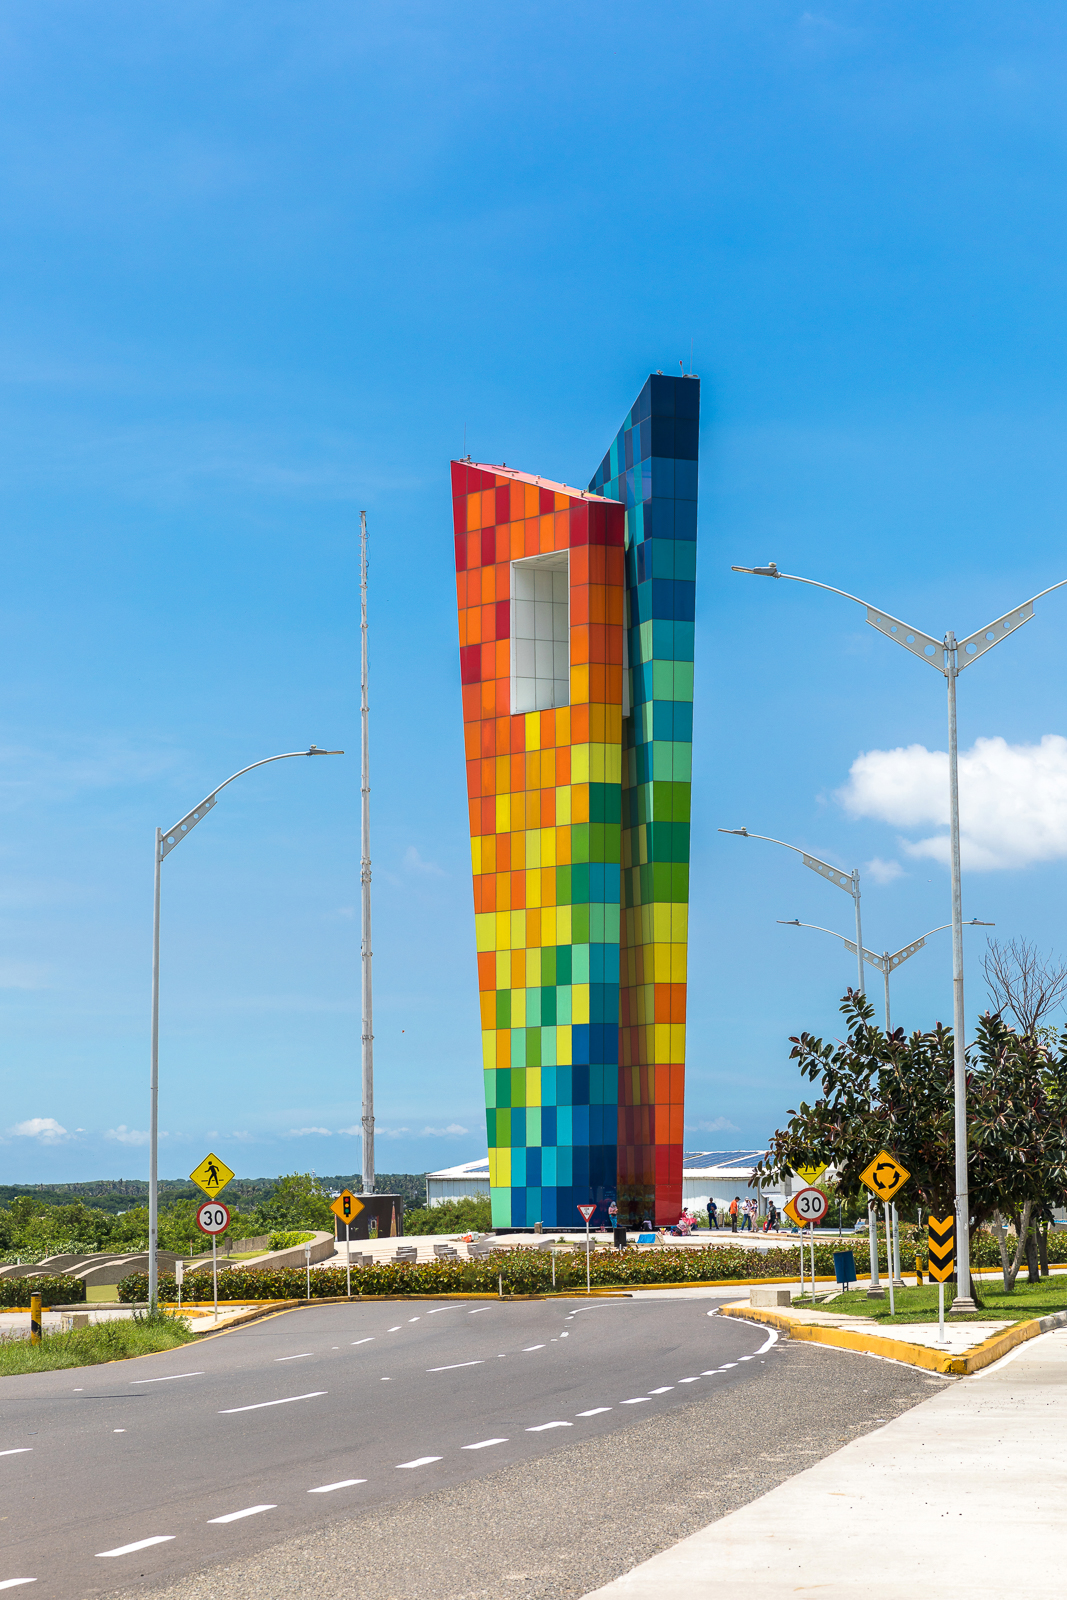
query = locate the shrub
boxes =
[0,1274,85,1307]
[267,1230,314,1251]
[403,1196,492,1235]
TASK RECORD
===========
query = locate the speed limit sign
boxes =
[792,1186,829,1227]
[196,1201,231,1235]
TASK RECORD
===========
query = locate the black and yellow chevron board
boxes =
[927,1214,955,1282]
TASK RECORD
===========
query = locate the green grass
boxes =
[794,1275,1067,1325]
[0,1310,199,1374]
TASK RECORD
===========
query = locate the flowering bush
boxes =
[118,1239,894,1303]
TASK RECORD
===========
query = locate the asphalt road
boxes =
[0,1294,945,1599]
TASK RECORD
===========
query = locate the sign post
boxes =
[789,1187,828,1299]
[195,1201,230,1318]
[175,1258,184,1310]
[859,1151,911,1311]
[330,1190,365,1298]
[927,1215,955,1344]
[577,1204,597,1293]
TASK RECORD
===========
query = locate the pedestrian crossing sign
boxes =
[795,1163,828,1186]
[189,1153,234,1198]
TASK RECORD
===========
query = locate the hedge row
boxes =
[0,1274,85,1307]
[118,1240,893,1302]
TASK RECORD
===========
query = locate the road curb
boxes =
[720,1302,1067,1374]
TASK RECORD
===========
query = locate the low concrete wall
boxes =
[184,1230,335,1276]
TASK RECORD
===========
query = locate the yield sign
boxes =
[859,1150,911,1203]
[577,1204,597,1222]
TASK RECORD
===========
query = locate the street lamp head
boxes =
[777,919,801,926]
[307,746,345,755]
[718,826,749,837]
[966,918,995,926]
[731,562,779,578]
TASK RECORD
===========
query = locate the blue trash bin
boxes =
[834,1250,857,1290]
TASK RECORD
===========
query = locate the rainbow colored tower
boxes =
[453,373,699,1227]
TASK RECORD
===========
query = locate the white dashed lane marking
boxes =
[649,1387,673,1394]
[218,1392,326,1414]
[208,1506,276,1524]
[396,1457,442,1469]
[427,1361,485,1372]
[527,1421,572,1432]
[130,1373,204,1385]
[462,1438,508,1450]
[0,1449,32,1457]
[577,1408,611,1416]
[308,1479,366,1493]
[522,1345,545,1351]
[275,1355,313,1362]
[620,1398,650,1405]
[97,1537,174,1558]
[0,1581,36,1590]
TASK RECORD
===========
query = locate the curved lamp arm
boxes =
[159,746,343,859]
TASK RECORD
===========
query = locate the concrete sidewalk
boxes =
[582,1325,1067,1598]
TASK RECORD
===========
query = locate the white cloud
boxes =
[10,1116,70,1144]
[838,735,1067,871]
[403,845,446,878]
[419,1123,469,1137]
[684,1116,740,1134]
[336,1124,362,1137]
[288,1127,333,1136]
[105,1125,151,1146]
[865,857,905,885]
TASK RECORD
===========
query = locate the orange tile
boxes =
[477,951,495,992]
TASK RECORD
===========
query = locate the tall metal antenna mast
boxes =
[359,509,375,1195]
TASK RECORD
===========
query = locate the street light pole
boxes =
[777,918,994,1034]
[147,745,343,1311]
[719,828,865,995]
[359,510,376,1199]
[731,560,1067,1310]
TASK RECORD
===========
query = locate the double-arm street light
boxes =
[719,827,867,996]
[148,746,343,1309]
[776,917,994,1034]
[731,560,1067,1310]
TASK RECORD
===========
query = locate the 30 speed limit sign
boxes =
[792,1186,829,1227]
[196,1201,231,1235]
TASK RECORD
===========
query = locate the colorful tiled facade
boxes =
[452,372,699,1228]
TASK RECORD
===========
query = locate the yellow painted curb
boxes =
[719,1302,1067,1375]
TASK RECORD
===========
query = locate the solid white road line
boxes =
[218,1392,326,1413]
[96,1537,175,1558]
[526,1421,572,1431]
[576,1408,611,1416]
[275,1354,313,1361]
[426,1361,485,1372]
[308,1479,367,1493]
[396,1456,442,1469]
[756,1329,779,1353]
[462,1438,508,1450]
[0,1449,32,1457]
[208,1505,276,1523]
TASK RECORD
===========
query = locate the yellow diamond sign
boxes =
[858,1150,910,1203]
[795,1163,828,1186]
[330,1190,364,1225]
[189,1152,235,1198]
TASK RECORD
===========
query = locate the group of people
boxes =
[705,1196,782,1233]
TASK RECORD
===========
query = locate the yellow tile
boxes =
[572,983,590,1025]
[557,1024,572,1065]
[526,947,541,986]
[495,793,511,833]
[475,913,495,953]
[496,949,511,988]
[509,910,526,949]
[481,1030,495,1070]
[524,711,542,750]
[670,943,688,982]
[669,1023,686,1062]
[525,831,541,869]
[526,1068,541,1107]
[571,744,589,784]
[511,989,526,1028]
[540,827,557,868]
[555,786,572,826]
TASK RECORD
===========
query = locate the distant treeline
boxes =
[0,1171,428,1216]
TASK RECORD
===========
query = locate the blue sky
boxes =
[3,2,1067,1183]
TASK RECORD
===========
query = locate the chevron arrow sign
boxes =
[927,1214,955,1282]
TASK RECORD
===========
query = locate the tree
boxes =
[759,991,1067,1290]
[255,1172,335,1233]
[983,938,1067,1039]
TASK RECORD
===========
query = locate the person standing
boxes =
[707,1198,718,1230]
[729,1196,739,1232]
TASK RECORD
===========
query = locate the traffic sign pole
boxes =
[884,1203,895,1315]
[212,1233,218,1319]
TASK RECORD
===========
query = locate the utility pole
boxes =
[360,510,376,1197]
